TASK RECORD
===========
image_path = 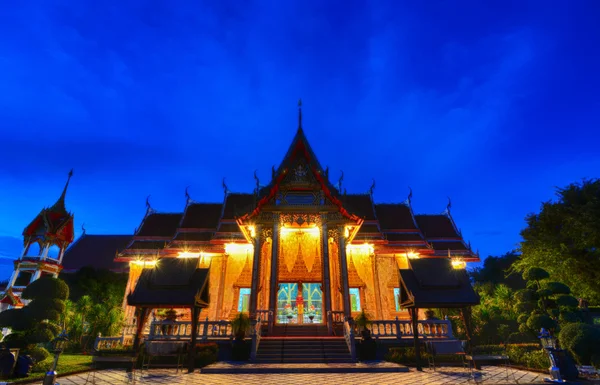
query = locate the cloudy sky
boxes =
[0,0,599,280]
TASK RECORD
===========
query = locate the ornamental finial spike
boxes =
[50,169,74,213]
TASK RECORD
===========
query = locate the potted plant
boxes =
[230,313,251,361]
[306,307,316,323]
[355,310,377,361]
[159,309,178,335]
[284,304,295,321]
[355,310,373,339]
[230,312,251,341]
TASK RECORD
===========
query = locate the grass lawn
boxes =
[10,354,92,384]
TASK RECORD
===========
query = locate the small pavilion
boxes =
[398,258,480,370]
[127,257,209,372]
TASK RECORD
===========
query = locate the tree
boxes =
[470,251,526,290]
[0,277,69,349]
[514,267,581,335]
[515,179,600,303]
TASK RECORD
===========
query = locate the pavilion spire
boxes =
[50,169,73,213]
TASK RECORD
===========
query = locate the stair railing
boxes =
[343,316,357,362]
[250,316,262,361]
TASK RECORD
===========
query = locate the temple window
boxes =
[14,271,33,287]
[26,242,41,257]
[47,245,61,260]
[349,287,361,312]
[237,288,251,312]
[394,287,402,312]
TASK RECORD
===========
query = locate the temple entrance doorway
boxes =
[276,281,323,324]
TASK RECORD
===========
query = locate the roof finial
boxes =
[253,170,260,194]
[446,196,452,213]
[81,223,86,234]
[369,179,376,196]
[298,99,303,131]
[146,195,152,210]
[338,170,344,192]
[408,186,413,202]
[222,178,229,195]
[50,169,73,213]
[185,186,191,202]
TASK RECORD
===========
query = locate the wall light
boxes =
[130,259,157,268]
[225,243,254,255]
[406,251,420,259]
[451,259,466,269]
[247,225,256,238]
[177,251,200,259]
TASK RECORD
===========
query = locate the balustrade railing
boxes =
[365,318,454,339]
[250,317,262,361]
[330,311,345,324]
[343,317,356,361]
[147,318,234,341]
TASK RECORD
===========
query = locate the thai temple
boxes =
[2,105,480,364]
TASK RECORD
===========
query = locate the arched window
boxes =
[47,244,62,260]
[26,242,41,257]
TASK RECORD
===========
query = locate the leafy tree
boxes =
[514,267,581,335]
[0,277,69,349]
[515,179,600,303]
[470,252,526,290]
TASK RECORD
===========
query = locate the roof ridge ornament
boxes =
[222,178,229,196]
[50,169,73,213]
[442,197,452,215]
[81,223,86,235]
[338,170,344,192]
[185,186,191,202]
[369,179,376,196]
[403,186,413,206]
[253,170,260,194]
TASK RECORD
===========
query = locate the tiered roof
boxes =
[115,121,477,262]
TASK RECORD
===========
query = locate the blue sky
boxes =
[1,1,599,280]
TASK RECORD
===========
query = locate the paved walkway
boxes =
[50,366,546,384]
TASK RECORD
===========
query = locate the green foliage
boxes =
[543,282,571,295]
[516,179,600,303]
[60,268,127,352]
[513,266,584,336]
[354,310,372,330]
[556,295,579,308]
[526,314,555,330]
[26,346,50,363]
[22,277,69,301]
[470,252,526,290]
[523,267,550,282]
[0,277,68,349]
[559,323,600,365]
[230,312,251,339]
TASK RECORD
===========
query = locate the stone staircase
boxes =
[255,325,353,363]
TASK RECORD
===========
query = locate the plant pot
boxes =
[308,316,315,323]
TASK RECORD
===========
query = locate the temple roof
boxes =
[62,234,131,272]
[398,258,479,308]
[180,203,222,228]
[414,214,460,238]
[127,258,209,308]
[22,170,75,246]
[136,213,183,237]
[375,204,418,230]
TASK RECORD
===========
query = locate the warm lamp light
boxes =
[347,243,374,255]
[451,259,466,269]
[247,225,256,238]
[280,227,320,236]
[178,251,199,259]
[130,259,157,268]
[406,251,420,259]
[344,226,352,238]
[225,243,253,255]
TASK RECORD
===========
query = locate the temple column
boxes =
[268,214,280,330]
[249,225,262,319]
[372,254,383,319]
[338,227,351,318]
[320,214,332,334]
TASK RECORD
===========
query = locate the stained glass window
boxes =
[350,287,361,312]
[394,287,402,311]
[238,288,251,312]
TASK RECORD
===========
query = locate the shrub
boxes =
[558,323,600,365]
[26,346,50,363]
[195,343,218,368]
[523,268,549,282]
[526,314,555,330]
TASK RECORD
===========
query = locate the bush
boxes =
[526,314,555,330]
[195,343,218,368]
[26,346,50,363]
[559,323,600,365]
[473,344,549,370]
[523,268,549,282]
[22,277,69,301]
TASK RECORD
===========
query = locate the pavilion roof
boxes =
[62,234,131,272]
[127,258,209,308]
[398,258,479,308]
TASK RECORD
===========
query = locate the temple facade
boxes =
[118,106,479,331]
